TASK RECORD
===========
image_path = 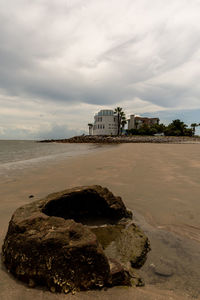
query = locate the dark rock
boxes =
[108,258,131,286]
[91,222,150,268]
[2,216,110,292]
[39,135,200,144]
[29,195,34,198]
[135,277,145,287]
[41,185,132,223]
[2,185,150,293]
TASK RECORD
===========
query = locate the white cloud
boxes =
[0,0,200,138]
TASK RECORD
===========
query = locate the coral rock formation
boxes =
[2,185,150,293]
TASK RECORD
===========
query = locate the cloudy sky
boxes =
[0,0,200,139]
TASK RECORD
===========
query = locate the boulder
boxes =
[2,185,150,293]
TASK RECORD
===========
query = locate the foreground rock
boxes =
[2,185,150,293]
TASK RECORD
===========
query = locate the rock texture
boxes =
[40,135,200,144]
[2,185,150,293]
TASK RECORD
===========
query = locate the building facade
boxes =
[128,115,159,130]
[89,110,118,135]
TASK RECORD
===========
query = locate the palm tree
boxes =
[121,113,127,134]
[135,121,139,130]
[114,107,126,135]
[191,123,199,136]
[88,123,93,135]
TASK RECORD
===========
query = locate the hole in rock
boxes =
[42,191,120,226]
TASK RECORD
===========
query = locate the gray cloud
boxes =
[0,124,80,140]
[35,124,84,140]
[0,0,200,138]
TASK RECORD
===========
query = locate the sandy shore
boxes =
[0,143,200,299]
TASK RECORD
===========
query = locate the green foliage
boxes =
[165,119,192,136]
[126,119,195,137]
[114,107,127,135]
[126,123,166,136]
[191,123,199,135]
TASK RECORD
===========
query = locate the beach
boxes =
[0,143,200,299]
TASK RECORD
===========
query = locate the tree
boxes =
[126,119,196,137]
[88,123,93,135]
[126,123,166,136]
[165,119,192,136]
[191,123,199,136]
[120,113,127,134]
[114,107,127,135]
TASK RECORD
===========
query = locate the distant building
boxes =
[88,109,118,135]
[128,115,159,130]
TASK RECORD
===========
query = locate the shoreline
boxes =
[0,143,200,299]
[40,135,200,144]
[0,142,115,181]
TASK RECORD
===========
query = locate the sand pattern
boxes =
[0,143,200,299]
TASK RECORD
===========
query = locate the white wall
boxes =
[128,115,135,130]
[93,115,118,135]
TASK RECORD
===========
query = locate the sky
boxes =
[0,0,200,139]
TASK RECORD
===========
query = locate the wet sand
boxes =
[0,144,200,299]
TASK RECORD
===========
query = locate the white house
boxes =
[88,109,118,135]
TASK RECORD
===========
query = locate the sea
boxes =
[0,140,107,178]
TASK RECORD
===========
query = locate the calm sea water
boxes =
[0,140,104,177]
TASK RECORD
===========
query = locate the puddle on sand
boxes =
[132,211,200,299]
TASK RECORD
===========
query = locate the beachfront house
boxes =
[127,115,159,130]
[88,111,160,135]
[88,109,118,135]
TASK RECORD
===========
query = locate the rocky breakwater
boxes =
[40,135,200,144]
[2,185,150,293]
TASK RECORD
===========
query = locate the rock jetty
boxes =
[2,186,150,293]
[40,135,200,144]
